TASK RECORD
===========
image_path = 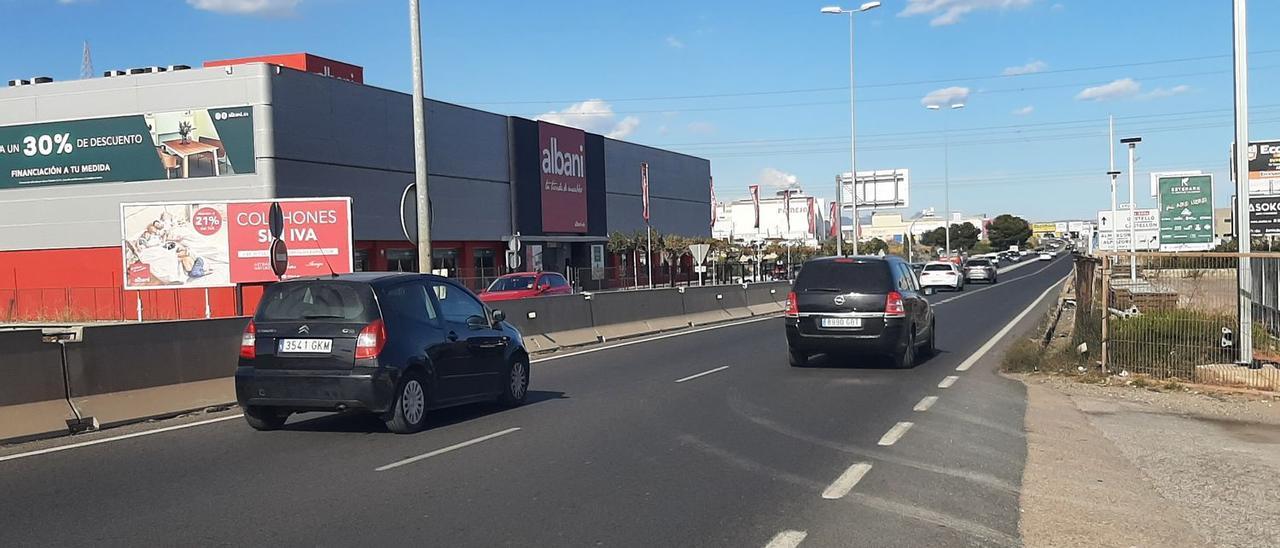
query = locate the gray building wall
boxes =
[602,138,711,237]
[0,65,275,251]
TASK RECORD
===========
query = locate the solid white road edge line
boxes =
[375,427,521,472]
[913,396,938,412]
[0,414,244,464]
[877,421,914,446]
[934,257,1062,306]
[955,273,1071,372]
[821,462,873,500]
[938,376,959,389]
[532,315,778,364]
[764,530,808,548]
[674,365,731,383]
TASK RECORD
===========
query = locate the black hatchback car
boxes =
[235,273,530,433]
[784,256,936,368]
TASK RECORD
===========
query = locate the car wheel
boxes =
[499,356,530,407]
[243,406,289,431]
[788,346,808,367]
[896,331,916,369]
[921,319,937,358]
[385,371,428,434]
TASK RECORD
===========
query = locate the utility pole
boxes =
[1122,137,1142,282]
[409,0,432,273]
[1233,0,1253,366]
[1108,115,1119,256]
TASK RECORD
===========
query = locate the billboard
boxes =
[1249,195,1280,236]
[1,106,255,189]
[841,169,909,210]
[1067,221,1088,233]
[1247,140,1280,195]
[121,198,352,290]
[1157,174,1214,251]
[1097,208,1160,250]
[538,121,587,233]
[1031,222,1058,234]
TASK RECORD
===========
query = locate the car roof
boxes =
[924,261,955,266]
[805,255,899,264]
[280,272,451,286]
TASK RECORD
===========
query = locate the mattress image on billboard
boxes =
[122,203,233,289]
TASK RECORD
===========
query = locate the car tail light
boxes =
[355,319,386,359]
[785,292,799,317]
[239,320,256,359]
[885,291,906,318]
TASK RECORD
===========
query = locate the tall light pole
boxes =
[1121,137,1142,282]
[927,102,964,257]
[1107,114,1118,256]
[822,1,880,256]
[409,0,432,273]
[1233,0,1252,366]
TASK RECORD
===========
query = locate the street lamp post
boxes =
[822,2,880,256]
[1121,137,1142,282]
[1233,0,1252,366]
[409,0,432,273]
[926,102,964,257]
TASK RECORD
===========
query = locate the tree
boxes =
[950,222,981,251]
[862,237,889,255]
[987,214,1032,251]
[919,227,946,248]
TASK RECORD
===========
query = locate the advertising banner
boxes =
[1247,140,1280,195]
[840,169,909,210]
[2,106,254,189]
[750,185,761,228]
[1030,222,1057,234]
[1157,174,1214,251]
[1097,208,1159,251]
[1067,221,1087,233]
[121,197,351,290]
[590,244,605,280]
[1055,222,1069,234]
[538,121,587,233]
[641,162,650,222]
[1249,195,1280,236]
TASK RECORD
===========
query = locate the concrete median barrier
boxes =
[680,286,734,326]
[745,283,789,316]
[498,294,599,349]
[0,329,77,444]
[589,288,687,341]
[719,285,752,319]
[63,318,246,428]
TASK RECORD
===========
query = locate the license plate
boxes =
[821,317,862,328]
[278,338,333,353]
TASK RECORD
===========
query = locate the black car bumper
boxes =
[235,367,399,413]
[784,317,908,356]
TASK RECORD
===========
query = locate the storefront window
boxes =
[474,249,496,278]
[432,248,458,277]
[353,249,369,272]
[386,248,417,272]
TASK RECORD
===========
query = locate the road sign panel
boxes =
[270,238,289,278]
[1157,174,1214,251]
[689,243,710,264]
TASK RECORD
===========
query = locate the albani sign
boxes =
[538,121,587,233]
[120,197,352,290]
[0,106,255,189]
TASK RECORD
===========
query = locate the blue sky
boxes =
[6,0,1280,222]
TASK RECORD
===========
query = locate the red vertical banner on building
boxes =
[784,191,791,231]
[641,162,650,222]
[829,202,838,238]
[709,176,716,228]
[807,197,816,235]
[749,185,760,229]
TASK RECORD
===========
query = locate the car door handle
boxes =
[447,331,458,342]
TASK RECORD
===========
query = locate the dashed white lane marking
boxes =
[913,396,938,412]
[938,376,959,389]
[375,427,521,472]
[955,273,1072,372]
[0,414,244,464]
[674,365,731,384]
[821,462,873,500]
[764,530,808,548]
[877,422,914,446]
[533,315,777,364]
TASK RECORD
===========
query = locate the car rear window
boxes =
[923,264,955,272]
[794,260,891,293]
[489,276,537,291]
[968,259,990,266]
[256,281,378,322]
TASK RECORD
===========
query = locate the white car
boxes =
[1038,251,1053,261]
[919,261,964,291]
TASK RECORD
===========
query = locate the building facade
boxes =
[712,188,829,246]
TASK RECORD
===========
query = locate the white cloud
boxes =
[537,99,641,139]
[186,0,300,16]
[920,86,971,108]
[1075,78,1141,102]
[1012,105,1034,116]
[1002,59,1047,76]
[665,36,685,49]
[900,0,1035,26]
[1141,84,1191,100]
[686,121,716,135]
[758,168,798,191]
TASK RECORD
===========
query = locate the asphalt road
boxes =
[0,254,1073,547]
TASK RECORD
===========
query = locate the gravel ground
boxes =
[1018,374,1280,548]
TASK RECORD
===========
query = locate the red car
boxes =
[478,271,573,302]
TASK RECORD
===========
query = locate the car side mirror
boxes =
[923,287,936,296]
[491,309,506,324]
[466,315,489,330]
